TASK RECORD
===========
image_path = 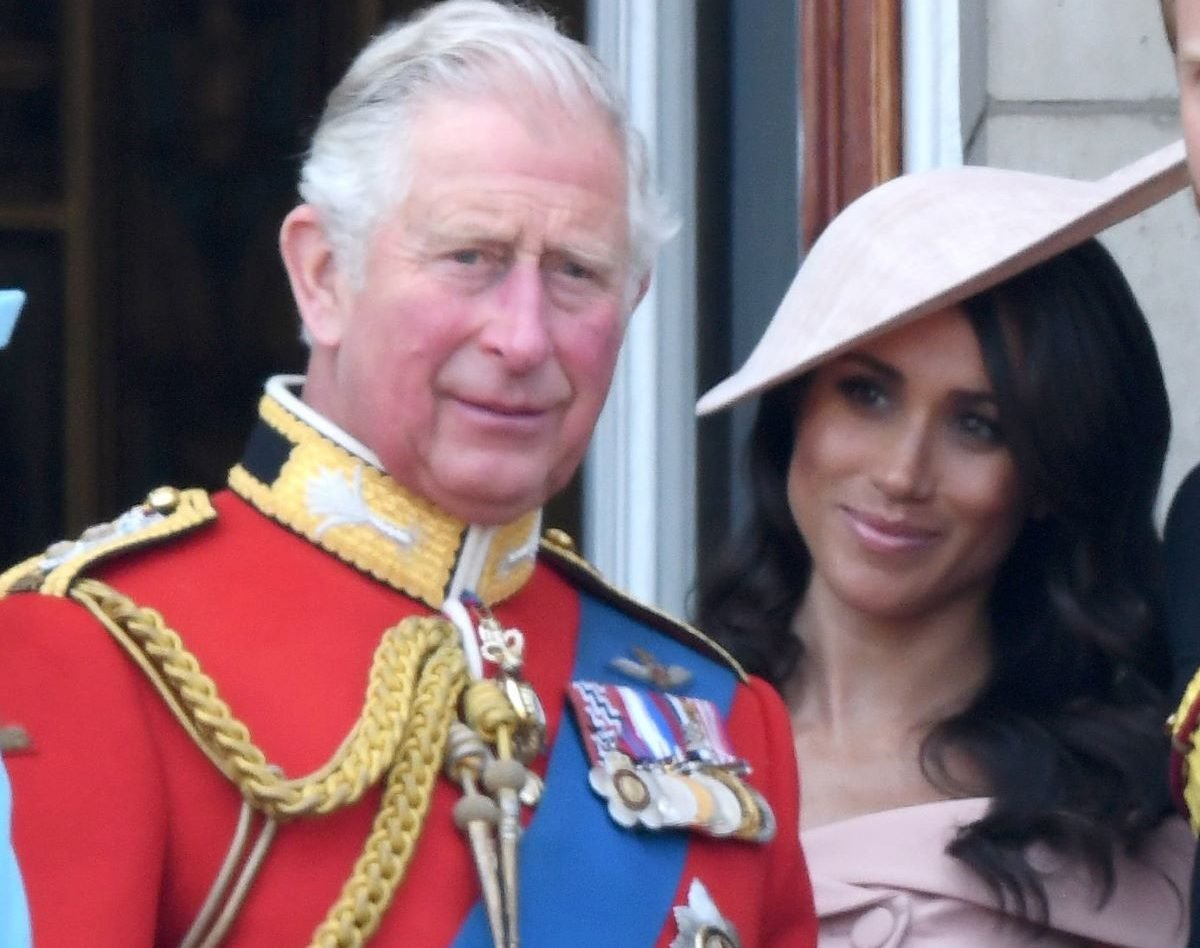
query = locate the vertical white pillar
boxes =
[903,0,965,171]
[584,1,698,615]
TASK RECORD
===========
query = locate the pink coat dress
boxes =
[803,797,1192,947]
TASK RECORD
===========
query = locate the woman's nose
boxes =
[871,417,936,502]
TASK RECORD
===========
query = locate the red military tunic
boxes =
[0,380,816,946]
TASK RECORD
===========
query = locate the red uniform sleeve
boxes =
[744,674,818,947]
[0,593,167,946]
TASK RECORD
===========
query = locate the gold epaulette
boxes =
[538,528,748,682]
[0,486,218,598]
[1169,665,1200,835]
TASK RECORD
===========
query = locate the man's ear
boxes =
[628,272,652,315]
[279,204,351,347]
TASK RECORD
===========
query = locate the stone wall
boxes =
[967,0,1200,516]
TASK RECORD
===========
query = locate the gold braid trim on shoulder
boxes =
[310,623,467,947]
[0,487,217,599]
[1170,664,1200,833]
[69,578,469,946]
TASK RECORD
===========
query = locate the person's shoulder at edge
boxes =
[0,760,30,948]
[1165,463,1200,549]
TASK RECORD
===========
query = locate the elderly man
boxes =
[0,3,813,946]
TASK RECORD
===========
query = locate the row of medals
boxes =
[441,601,774,948]
[594,748,776,843]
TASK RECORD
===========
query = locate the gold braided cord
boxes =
[461,678,519,743]
[70,577,471,946]
[310,630,467,947]
[1171,663,1200,832]
[72,578,459,820]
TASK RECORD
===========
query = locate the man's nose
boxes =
[871,417,936,502]
[479,261,552,371]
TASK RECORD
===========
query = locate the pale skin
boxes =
[280,93,646,525]
[1177,0,1200,199]
[784,308,1028,830]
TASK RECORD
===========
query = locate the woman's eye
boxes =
[836,376,889,410]
[956,412,1003,445]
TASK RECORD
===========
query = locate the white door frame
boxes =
[584,1,698,616]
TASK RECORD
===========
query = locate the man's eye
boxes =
[544,252,601,284]
[451,249,483,266]
[560,259,594,280]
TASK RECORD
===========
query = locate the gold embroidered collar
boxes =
[228,378,540,609]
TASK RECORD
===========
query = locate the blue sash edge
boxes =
[452,589,739,946]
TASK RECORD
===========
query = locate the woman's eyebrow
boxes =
[954,390,999,408]
[838,351,998,402]
[836,351,901,381]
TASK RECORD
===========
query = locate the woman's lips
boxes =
[841,506,940,554]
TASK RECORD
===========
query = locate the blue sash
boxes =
[452,590,738,946]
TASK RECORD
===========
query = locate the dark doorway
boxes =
[0,0,585,565]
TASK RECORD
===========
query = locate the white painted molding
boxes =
[584,0,697,615]
[903,0,964,171]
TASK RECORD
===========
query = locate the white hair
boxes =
[298,0,676,298]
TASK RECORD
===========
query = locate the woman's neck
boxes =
[786,577,993,747]
[787,578,994,828]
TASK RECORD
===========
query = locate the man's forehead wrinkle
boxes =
[420,188,625,257]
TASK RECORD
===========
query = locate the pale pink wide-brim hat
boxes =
[696,140,1189,415]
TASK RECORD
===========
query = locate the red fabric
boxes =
[0,490,815,946]
[657,675,818,948]
[1169,690,1200,813]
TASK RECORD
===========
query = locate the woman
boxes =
[695,143,1195,946]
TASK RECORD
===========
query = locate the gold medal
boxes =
[704,769,775,843]
[677,774,716,826]
[612,766,654,812]
[589,755,665,829]
[654,772,701,827]
[690,772,742,836]
[671,879,742,948]
[694,927,739,948]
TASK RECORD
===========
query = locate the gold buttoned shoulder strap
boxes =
[1169,666,1200,833]
[0,487,217,598]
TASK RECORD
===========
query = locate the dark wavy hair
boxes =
[694,237,1174,921]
